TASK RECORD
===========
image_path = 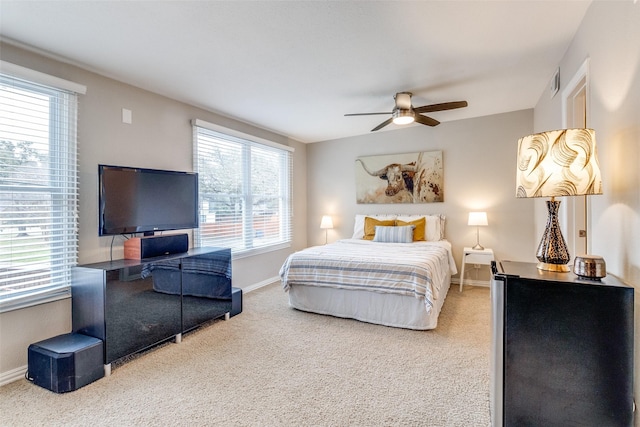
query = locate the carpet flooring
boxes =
[0,282,491,426]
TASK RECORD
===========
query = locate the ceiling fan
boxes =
[345,92,468,131]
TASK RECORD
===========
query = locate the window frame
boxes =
[192,119,294,258]
[0,62,84,313]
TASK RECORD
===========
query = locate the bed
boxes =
[280,214,457,330]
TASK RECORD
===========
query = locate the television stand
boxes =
[72,247,232,374]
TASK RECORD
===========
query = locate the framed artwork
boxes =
[355,151,443,204]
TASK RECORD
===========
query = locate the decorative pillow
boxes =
[352,214,397,239]
[396,214,446,241]
[373,225,415,243]
[396,217,426,241]
[363,217,396,240]
[352,214,445,240]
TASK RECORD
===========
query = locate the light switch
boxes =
[122,108,132,124]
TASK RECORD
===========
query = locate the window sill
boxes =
[0,286,71,314]
[231,242,291,260]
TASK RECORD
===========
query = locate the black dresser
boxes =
[72,247,232,373]
[491,261,634,427]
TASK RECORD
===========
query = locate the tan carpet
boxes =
[0,283,491,426]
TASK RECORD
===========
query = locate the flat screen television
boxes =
[99,165,198,236]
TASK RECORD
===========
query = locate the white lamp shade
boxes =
[468,212,488,227]
[320,215,333,229]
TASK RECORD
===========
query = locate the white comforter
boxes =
[280,239,457,314]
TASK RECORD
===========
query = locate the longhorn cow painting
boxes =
[355,151,443,204]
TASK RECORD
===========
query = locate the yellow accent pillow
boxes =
[363,217,396,240]
[396,217,426,241]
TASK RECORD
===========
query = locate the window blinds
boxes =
[193,121,293,255]
[0,70,81,311]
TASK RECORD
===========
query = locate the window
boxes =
[193,119,293,257]
[0,62,84,312]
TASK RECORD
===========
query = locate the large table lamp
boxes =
[516,128,602,273]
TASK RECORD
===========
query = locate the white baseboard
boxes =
[1,365,27,387]
[242,276,280,294]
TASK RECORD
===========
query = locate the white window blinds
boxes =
[0,66,82,311]
[193,120,293,256]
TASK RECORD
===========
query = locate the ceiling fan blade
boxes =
[414,101,468,114]
[414,114,440,127]
[344,112,391,116]
[371,118,393,131]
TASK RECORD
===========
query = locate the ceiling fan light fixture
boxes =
[345,92,467,132]
[392,108,415,125]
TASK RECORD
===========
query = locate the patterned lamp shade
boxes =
[516,128,602,198]
[515,129,603,273]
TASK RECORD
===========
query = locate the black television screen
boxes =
[99,165,198,236]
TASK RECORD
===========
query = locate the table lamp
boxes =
[516,128,602,273]
[468,212,488,250]
[320,215,333,244]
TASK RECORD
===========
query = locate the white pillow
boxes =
[396,214,446,241]
[373,225,415,243]
[352,214,397,239]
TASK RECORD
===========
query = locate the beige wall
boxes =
[532,1,640,419]
[0,42,308,381]
[0,299,71,382]
[306,109,537,274]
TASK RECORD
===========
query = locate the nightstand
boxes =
[459,247,494,292]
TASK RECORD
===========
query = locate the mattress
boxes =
[280,239,456,330]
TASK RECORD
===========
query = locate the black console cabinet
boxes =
[72,247,231,370]
[491,261,634,427]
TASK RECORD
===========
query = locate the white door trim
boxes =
[562,58,591,257]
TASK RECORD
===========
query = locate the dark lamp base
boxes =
[536,200,571,273]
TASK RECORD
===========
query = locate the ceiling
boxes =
[0,1,591,143]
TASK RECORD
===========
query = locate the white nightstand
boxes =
[459,247,494,292]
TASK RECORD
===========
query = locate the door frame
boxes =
[561,58,591,257]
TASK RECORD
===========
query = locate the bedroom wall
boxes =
[531,1,640,419]
[0,41,308,382]
[306,109,537,275]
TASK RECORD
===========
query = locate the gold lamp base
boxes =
[537,262,571,273]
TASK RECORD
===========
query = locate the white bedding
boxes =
[280,239,457,330]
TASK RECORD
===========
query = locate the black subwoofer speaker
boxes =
[27,333,104,393]
[231,287,242,317]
